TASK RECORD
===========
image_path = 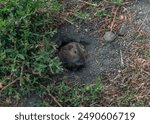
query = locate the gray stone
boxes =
[118,23,127,36]
[103,31,117,42]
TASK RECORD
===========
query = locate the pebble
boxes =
[118,23,127,36]
[103,31,117,42]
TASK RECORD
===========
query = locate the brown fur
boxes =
[58,42,87,70]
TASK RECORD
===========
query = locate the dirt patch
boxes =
[56,23,123,83]
[52,0,150,106]
[129,0,150,35]
[99,0,150,106]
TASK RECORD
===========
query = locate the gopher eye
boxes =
[74,50,77,53]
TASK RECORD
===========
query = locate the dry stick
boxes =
[137,11,150,32]
[120,49,124,68]
[110,6,119,32]
[94,47,100,64]
[0,78,19,93]
[63,17,74,25]
[78,0,98,7]
[41,84,63,107]
[48,93,63,107]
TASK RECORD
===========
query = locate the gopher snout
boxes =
[58,42,87,70]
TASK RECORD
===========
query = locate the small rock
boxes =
[118,23,127,36]
[103,31,117,42]
[85,29,88,32]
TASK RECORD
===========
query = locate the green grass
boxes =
[138,49,150,57]
[112,0,123,5]
[0,0,63,103]
[45,77,103,107]
[94,10,112,18]
[0,0,133,107]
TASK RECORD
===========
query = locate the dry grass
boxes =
[100,40,150,106]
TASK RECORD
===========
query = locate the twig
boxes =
[63,17,74,25]
[110,6,119,32]
[48,93,63,107]
[94,47,100,64]
[137,11,150,32]
[120,50,124,68]
[41,84,63,107]
[0,78,19,93]
[120,2,131,6]
[78,0,98,7]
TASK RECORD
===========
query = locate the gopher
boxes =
[58,42,87,70]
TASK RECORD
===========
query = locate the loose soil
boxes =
[19,0,150,106]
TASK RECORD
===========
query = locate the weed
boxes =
[94,10,112,18]
[111,0,123,5]
[0,0,63,103]
[43,77,103,107]
[138,49,150,57]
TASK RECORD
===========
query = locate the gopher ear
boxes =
[67,44,73,50]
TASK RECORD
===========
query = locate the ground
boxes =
[53,0,150,106]
[0,0,149,106]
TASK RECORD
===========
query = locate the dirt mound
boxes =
[56,24,123,83]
